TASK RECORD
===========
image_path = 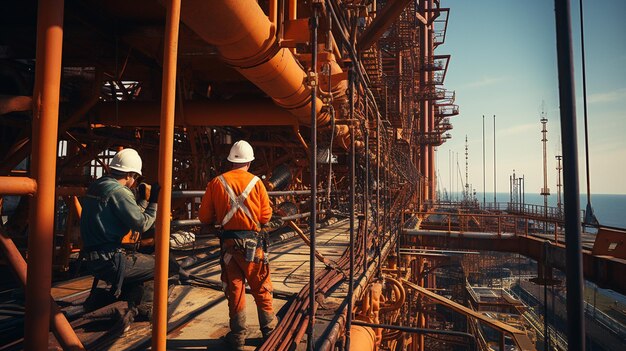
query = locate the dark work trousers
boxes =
[85,250,180,303]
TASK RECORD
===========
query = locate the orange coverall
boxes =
[199,168,275,343]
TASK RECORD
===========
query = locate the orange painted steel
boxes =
[95,100,299,126]
[0,176,37,195]
[0,230,84,350]
[0,95,32,115]
[427,0,436,201]
[179,0,330,126]
[151,0,181,349]
[402,279,526,335]
[591,226,626,259]
[349,325,377,351]
[25,0,64,349]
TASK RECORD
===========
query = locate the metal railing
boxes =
[433,201,564,222]
[409,211,562,241]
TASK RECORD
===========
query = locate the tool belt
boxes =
[219,230,269,263]
[83,246,127,298]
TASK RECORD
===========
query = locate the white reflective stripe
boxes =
[217,175,261,229]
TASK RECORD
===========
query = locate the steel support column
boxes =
[25,1,64,349]
[419,2,430,202]
[152,0,181,349]
[427,0,436,201]
[307,6,319,350]
[345,66,356,350]
[554,0,585,349]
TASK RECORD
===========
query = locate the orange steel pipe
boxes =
[152,0,181,349]
[96,99,298,126]
[269,0,278,27]
[0,177,37,195]
[25,1,64,349]
[0,95,32,115]
[0,230,84,350]
[289,0,297,20]
[292,126,310,154]
[180,0,329,126]
[349,325,376,351]
[427,0,436,201]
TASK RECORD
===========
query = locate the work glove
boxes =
[137,183,150,202]
[262,215,284,232]
[148,183,161,203]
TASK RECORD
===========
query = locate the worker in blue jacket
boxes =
[80,148,162,315]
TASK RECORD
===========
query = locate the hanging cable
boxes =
[578,0,598,227]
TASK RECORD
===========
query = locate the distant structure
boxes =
[556,155,563,215]
[540,106,550,227]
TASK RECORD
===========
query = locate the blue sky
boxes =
[436,0,626,197]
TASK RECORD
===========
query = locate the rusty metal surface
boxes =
[2,1,607,350]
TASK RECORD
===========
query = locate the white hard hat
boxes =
[109,148,143,175]
[227,140,255,163]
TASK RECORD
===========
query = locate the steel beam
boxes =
[151,0,181,349]
[407,231,626,296]
[25,1,64,349]
[0,230,84,350]
[357,0,420,52]
[0,177,37,195]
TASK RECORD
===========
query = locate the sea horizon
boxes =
[442,191,626,229]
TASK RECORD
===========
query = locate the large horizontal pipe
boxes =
[95,99,298,127]
[180,0,332,126]
[403,229,516,239]
[171,211,315,228]
[172,189,315,198]
[350,320,477,351]
[0,176,37,195]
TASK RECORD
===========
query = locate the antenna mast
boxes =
[540,104,550,228]
[465,135,469,201]
[556,155,563,214]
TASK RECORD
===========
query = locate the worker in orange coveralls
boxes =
[199,140,277,350]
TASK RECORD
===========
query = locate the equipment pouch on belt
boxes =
[244,238,257,262]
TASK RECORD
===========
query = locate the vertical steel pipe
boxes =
[364,95,369,275]
[426,0,435,201]
[345,66,356,350]
[493,114,497,203]
[152,0,181,349]
[554,0,585,350]
[25,1,64,349]
[376,117,380,241]
[307,7,318,351]
[419,2,429,201]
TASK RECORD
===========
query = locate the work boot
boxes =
[258,310,278,340]
[224,311,246,350]
[222,332,246,351]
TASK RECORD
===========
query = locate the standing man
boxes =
[199,140,277,350]
[80,148,160,312]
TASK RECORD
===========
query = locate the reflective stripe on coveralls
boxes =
[217,175,260,230]
[217,174,276,345]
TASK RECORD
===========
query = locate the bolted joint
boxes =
[306,71,318,88]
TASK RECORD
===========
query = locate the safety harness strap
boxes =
[218,175,260,231]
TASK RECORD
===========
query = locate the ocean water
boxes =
[447,192,626,229]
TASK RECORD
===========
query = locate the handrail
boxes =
[409,211,562,240]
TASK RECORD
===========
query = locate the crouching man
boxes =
[80,148,168,317]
